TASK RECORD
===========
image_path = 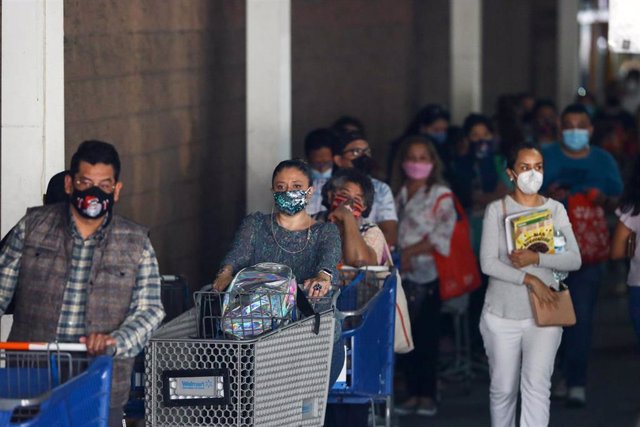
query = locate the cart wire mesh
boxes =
[194,286,298,340]
[0,345,89,424]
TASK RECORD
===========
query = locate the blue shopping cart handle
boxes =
[340,270,366,292]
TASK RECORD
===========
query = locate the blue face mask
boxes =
[562,129,590,151]
[473,139,494,159]
[311,168,332,181]
[428,131,447,144]
[273,189,309,215]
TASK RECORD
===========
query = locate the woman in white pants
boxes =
[479,142,581,427]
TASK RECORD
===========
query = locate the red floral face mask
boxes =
[331,193,364,218]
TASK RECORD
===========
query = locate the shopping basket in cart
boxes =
[328,266,397,427]
[145,269,337,427]
[0,342,112,427]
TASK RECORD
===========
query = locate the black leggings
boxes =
[402,279,441,398]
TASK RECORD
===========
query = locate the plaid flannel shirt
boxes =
[0,214,164,358]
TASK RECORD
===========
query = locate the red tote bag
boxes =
[432,193,482,300]
[567,192,609,265]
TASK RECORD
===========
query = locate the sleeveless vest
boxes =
[9,203,149,407]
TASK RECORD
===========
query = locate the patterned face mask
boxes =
[71,186,114,219]
[273,189,310,215]
[331,193,364,218]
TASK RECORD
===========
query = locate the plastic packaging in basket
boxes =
[221,262,297,339]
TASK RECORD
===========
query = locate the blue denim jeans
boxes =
[628,286,640,347]
[561,263,604,387]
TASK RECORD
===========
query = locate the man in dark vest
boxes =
[0,140,165,426]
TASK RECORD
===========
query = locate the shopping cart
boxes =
[0,342,112,427]
[125,274,192,420]
[145,281,337,426]
[328,266,397,427]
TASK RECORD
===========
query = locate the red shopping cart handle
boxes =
[0,342,88,351]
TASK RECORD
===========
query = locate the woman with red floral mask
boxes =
[315,168,390,267]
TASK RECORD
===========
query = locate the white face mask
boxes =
[514,170,543,195]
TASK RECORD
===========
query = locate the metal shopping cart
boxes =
[145,265,337,427]
[125,274,193,421]
[0,342,113,427]
[328,266,397,427]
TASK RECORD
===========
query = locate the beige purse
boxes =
[529,282,576,327]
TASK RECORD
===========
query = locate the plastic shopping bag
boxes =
[221,263,297,339]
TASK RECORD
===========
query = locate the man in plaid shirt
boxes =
[0,140,164,427]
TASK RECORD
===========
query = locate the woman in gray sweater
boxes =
[479,142,581,427]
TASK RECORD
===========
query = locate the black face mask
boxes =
[71,186,114,219]
[352,155,374,175]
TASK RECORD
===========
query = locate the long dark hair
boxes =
[619,155,640,216]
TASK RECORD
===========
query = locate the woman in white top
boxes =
[391,135,457,417]
[611,154,640,345]
[479,142,581,427]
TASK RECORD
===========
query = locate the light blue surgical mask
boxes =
[428,131,447,145]
[311,168,332,181]
[562,129,590,151]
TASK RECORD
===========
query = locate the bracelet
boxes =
[318,269,333,281]
[525,283,533,291]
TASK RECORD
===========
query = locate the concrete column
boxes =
[246,0,291,214]
[557,0,580,109]
[1,0,65,236]
[450,0,482,124]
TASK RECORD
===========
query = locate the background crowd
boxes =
[298,73,640,422]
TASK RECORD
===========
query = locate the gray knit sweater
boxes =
[480,196,582,320]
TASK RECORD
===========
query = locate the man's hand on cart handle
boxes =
[79,333,117,356]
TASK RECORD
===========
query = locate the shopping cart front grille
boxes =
[146,311,336,427]
[146,340,255,426]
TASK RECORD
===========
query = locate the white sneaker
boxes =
[394,400,417,415]
[415,398,438,417]
[567,386,586,407]
[416,404,438,417]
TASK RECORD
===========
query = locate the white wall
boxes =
[1,0,65,236]
[557,0,580,110]
[450,0,482,124]
[246,0,292,214]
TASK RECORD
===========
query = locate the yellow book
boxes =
[509,209,555,254]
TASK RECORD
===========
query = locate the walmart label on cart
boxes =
[172,376,224,398]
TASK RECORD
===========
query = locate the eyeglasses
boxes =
[342,147,372,158]
[74,178,116,194]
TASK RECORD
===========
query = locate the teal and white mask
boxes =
[273,189,310,215]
